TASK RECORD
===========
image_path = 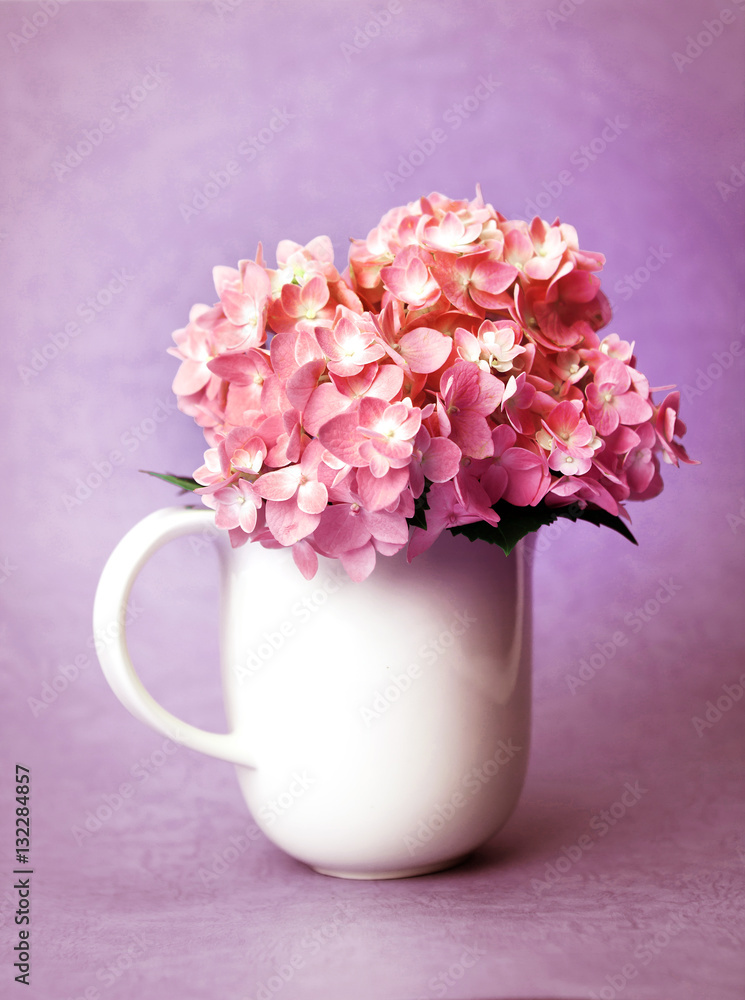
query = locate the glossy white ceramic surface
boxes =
[94,506,532,878]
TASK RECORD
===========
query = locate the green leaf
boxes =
[554,502,638,545]
[140,470,202,493]
[449,497,638,553]
[406,485,431,531]
[449,499,559,555]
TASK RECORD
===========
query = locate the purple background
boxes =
[1,1,744,997]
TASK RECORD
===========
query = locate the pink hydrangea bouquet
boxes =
[150,189,695,581]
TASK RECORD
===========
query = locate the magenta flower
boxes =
[417,210,484,254]
[654,391,699,466]
[522,217,567,282]
[480,425,551,507]
[407,479,500,561]
[622,422,658,494]
[586,358,654,435]
[539,400,600,476]
[164,189,695,578]
[438,362,503,459]
[314,483,409,581]
[380,246,441,309]
[315,314,386,377]
[269,274,335,333]
[199,479,262,533]
[212,259,271,345]
[375,303,453,376]
[455,319,526,374]
[408,427,462,499]
[432,249,518,317]
[501,373,538,435]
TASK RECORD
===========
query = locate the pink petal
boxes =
[303,384,353,437]
[297,480,328,515]
[362,508,410,546]
[614,392,654,426]
[367,363,405,401]
[213,265,240,299]
[256,467,301,501]
[588,403,619,436]
[480,465,509,503]
[450,411,494,459]
[491,423,517,457]
[300,275,331,312]
[314,504,370,555]
[431,254,483,317]
[595,358,631,394]
[286,359,327,413]
[265,499,321,546]
[317,409,365,465]
[340,541,377,582]
[292,540,319,580]
[501,449,551,506]
[421,437,462,482]
[398,327,454,374]
[355,466,409,511]
[172,359,210,396]
[469,260,518,309]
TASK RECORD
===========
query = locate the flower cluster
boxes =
[168,190,695,580]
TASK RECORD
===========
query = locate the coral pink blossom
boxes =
[163,189,694,579]
[654,391,699,466]
[432,250,518,317]
[380,246,441,308]
[407,479,500,561]
[438,362,503,459]
[198,478,262,533]
[539,400,600,476]
[586,358,654,435]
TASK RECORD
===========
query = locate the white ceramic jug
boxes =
[93,506,532,879]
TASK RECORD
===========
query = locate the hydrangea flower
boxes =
[164,189,696,580]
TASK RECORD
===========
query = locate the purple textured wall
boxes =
[1,1,743,998]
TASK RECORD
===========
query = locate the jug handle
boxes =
[93,506,255,768]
